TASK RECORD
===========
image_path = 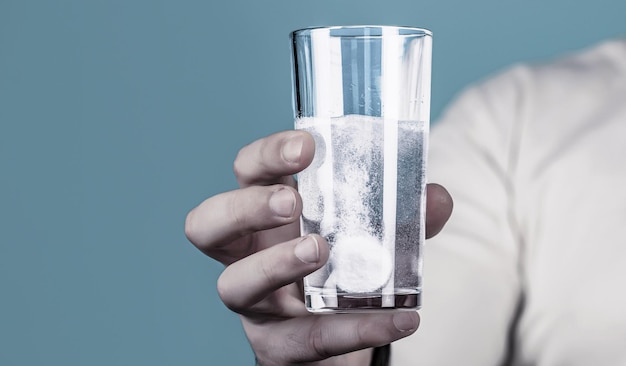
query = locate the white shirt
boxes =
[393,39,626,365]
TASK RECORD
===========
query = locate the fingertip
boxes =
[282,130,315,169]
[282,134,305,164]
[426,183,454,239]
[269,186,298,218]
[293,234,331,266]
[309,234,329,264]
[234,130,316,187]
[294,235,320,264]
[427,183,454,208]
[299,130,316,168]
[392,311,420,333]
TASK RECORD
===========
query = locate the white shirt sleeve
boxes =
[392,39,626,365]
[392,65,533,365]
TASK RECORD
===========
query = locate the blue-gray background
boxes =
[1,1,624,364]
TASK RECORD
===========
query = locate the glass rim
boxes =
[291,25,432,38]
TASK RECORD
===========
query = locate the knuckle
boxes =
[216,272,240,311]
[233,137,271,184]
[354,317,383,346]
[229,187,279,238]
[232,148,248,181]
[228,192,251,235]
[308,318,332,360]
[258,137,272,163]
[355,319,368,345]
[183,209,198,244]
[258,253,280,288]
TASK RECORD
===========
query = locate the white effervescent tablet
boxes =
[331,234,393,293]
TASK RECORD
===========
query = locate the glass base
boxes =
[305,290,421,313]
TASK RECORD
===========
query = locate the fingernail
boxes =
[393,312,418,332]
[295,236,320,264]
[282,135,303,164]
[269,188,296,218]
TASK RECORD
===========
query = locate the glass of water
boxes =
[290,25,433,313]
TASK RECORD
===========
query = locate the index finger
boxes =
[233,130,315,187]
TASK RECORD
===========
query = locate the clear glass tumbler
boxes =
[290,25,432,313]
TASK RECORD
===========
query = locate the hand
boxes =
[185,130,453,365]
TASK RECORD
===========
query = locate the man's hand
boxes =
[185,130,453,365]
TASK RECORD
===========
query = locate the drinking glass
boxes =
[290,25,432,313]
